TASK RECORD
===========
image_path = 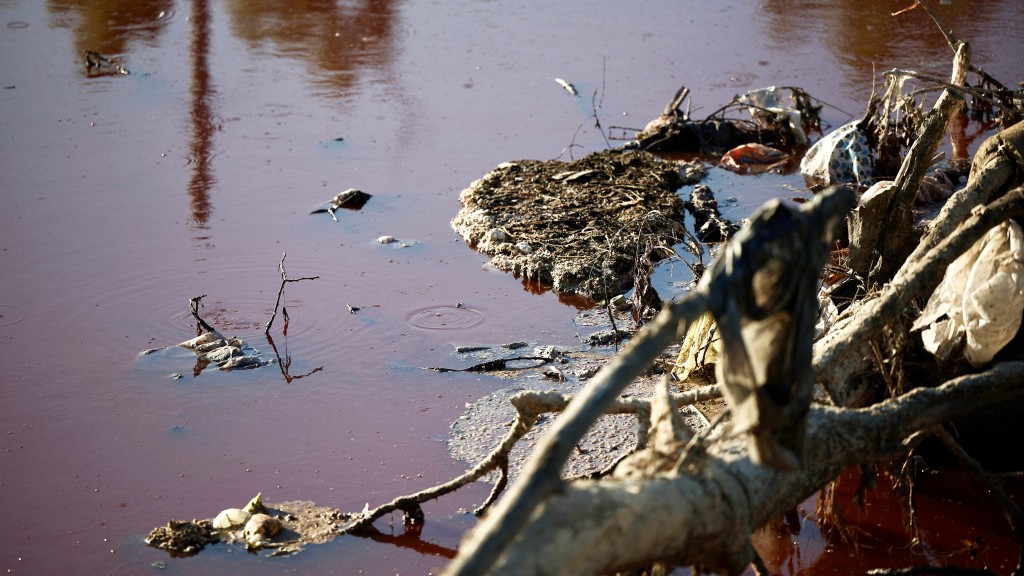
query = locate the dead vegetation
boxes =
[451,149,704,303]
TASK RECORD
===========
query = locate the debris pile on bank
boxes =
[451,149,704,301]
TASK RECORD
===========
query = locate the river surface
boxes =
[1,1,1022,574]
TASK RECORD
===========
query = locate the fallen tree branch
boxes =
[918,119,1024,259]
[471,363,1024,576]
[446,187,855,575]
[868,83,964,284]
[443,294,709,574]
[444,26,1022,571]
[340,384,722,533]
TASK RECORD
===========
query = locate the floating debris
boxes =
[311,188,372,220]
[212,494,265,530]
[145,519,217,556]
[178,330,271,371]
[554,77,578,97]
[800,121,874,188]
[147,494,354,557]
[84,50,129,75]
[139,328,274,375]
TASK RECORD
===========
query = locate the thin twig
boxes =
[264,253,319,335]
[189,295,216,334]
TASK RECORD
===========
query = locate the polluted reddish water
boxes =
[1,1,1022,574]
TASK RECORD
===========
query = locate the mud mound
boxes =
[452,149,699,301]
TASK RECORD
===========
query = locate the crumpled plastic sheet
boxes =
[912,220,1024,366]
[800,121,874,188]
[720,143,789,173]
[738,86,808,145]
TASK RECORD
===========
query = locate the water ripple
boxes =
[404,305,485,331]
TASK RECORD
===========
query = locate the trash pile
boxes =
[146,493,351,557]
[137,328,274,377]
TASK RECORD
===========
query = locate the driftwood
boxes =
[632,85,819,153]
[821,117,1024,407]
[702,185,855,470]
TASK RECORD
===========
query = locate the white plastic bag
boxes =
[913,220,1024,366]
[738,87,807,146]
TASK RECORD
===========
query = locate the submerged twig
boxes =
[426,356,553,373]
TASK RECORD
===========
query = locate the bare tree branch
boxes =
[478,363,1024,576]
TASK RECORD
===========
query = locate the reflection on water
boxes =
[47,0,173,55]
[761,0,1024,93]
[188,0,215,230]
[226,0,402,97]
[265,333,324,383]
[48,0,404,233]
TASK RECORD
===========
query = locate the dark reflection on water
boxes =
[47,0,173,55]
[761,0,1024,94]
[187,0,215,230]
[360,524,458,559]
[226,0,402,96]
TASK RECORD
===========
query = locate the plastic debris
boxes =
[554,77,578,96]
[800,121,874,188]
[243,513,282,547]
[737,86,807,145]
[913,220,1024,366]
[672,311,719,382]
[84,50,129,75]
[311,188,372,220]
[720,143,789,173]
[212,493,266,530]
